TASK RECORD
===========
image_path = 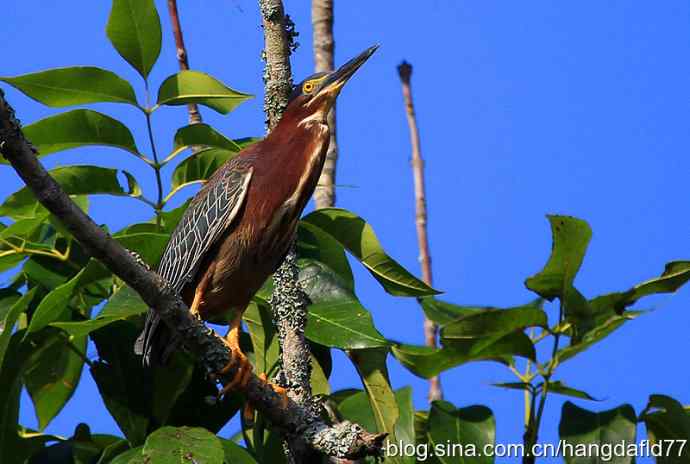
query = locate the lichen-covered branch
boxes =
[166,0,202,124]
[397,61,443,402]
[0,88,384,460]
[312,0,338,209]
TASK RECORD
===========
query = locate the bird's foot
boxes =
[242,373,289,422]
[216,342,253,398]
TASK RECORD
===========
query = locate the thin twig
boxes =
[397,61,443,402]
[0,88,385,460]
[166,0,202,125]
[312,0,338,209]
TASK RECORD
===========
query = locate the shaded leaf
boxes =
[11,110,140,163]
[26,266,90,334]
[559,402,636,464]
[114,232,169,269]
[297,221,354,291]
[640,394,690,464]
[427,401,495,464]
[303,208,439,297]
[0,67,138,107]
[106,0,161,79]
[306,299,388,349]
[337,390,377,433]
[0,289,37,371]
[157,71,252,114]
[220,439,258,464]
[174,124,241,152]
[170,148,237,193]
[525,215,592,300]
[420,297,483,327]
[547,381,600,401]
[394,387,415,464]
[141,426,224,464]
[298,260,354,304]
[0,166,142,218]
[492,382,534,393]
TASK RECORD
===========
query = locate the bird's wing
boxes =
[157,162,254,292]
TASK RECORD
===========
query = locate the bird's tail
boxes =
[134,311,180,367]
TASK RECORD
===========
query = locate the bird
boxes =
[135,45,378,397]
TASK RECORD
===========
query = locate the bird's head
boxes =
[286,44,379,124]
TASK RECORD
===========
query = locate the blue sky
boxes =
[2,1,689,461]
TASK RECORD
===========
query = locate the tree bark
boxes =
[166,0,202,125]
[258,1,322,462]
[397,61,443,402]
[0,88,384,460]
[312,0,338,209]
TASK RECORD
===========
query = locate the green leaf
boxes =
[297,221,354,291]
[52,285,148,338]
[427,401,495,464]
[173,124,241,152]
[554,312,643,364]
[109,446,144,464]
[157,71,252,114]
[243,301,279,378]
[546,381,599,401]
[0,289,36,371]
[336,390,377,433]
[8,110,140,163]
[220,439,258,464]
[23,335,87,430]
[349,348,399,444]
[0,67,138,107]
[26,266,90,334]
[640,394,690,464]
[170,148,237,193]
[302,208,440,296]
[106,0,161,80]
[0,166,142,218]
[525,215,592,300]
[298,260,355,304]
[141,426,224,464]
[0,213,49,239]
[306,299,389,349]
[492,382,534,392]
[392,331,535,379]
[420,297,484,327]
[440,302,546,353]
[559,402,636,464]
[394,387,415,464]
[114,232,170,268]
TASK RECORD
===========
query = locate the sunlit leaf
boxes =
[170,148,237,193]
[297,222,354,291]
[141,427,224,464]
[303,208,439,297]
[173,124,241,152]
[106,0,161,79]
[157,71,252,114]
[306,299,389,349]
[0,67,138,107]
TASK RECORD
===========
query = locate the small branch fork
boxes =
[0,88,384,460]
[397,61,443,402]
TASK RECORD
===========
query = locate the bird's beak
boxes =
[313,44,379,106]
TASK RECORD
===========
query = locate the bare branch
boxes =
[0,88,384,460]
[166,0,202,124]
[397,61,443,402]
[312,0,338,209]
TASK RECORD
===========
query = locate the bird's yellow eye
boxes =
[303,81,315,93]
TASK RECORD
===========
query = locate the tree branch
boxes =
[166,0,202,124]
[0,88,384,460]
[312,0,338,209]
[397,61,443,402]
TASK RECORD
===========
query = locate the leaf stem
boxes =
[143,92,164,225]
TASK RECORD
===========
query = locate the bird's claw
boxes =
[217,347,253,398]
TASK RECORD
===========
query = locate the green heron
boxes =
[135,45,378,395]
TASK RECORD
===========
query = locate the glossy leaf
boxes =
[106,0,161,79]
[157,71,252,114]
[306,299,388,349]
[525,215,592,300]
[427,401,495,464]
[297,221,354,291]
[349,348,399,443]
[170,148,237,192]
[23,336,87,430]
[559,402,636,464]
[298,260,355,304]
[392,331,535,379]
[0,67,138,107]
[0,166,142,218]
[420,297,483,327]
[546,381,599,401]
[554,312,642,364]
[141,426,224,464]
[8,110,140,163]
[640,394,690,463]
[173,124,241,152]
[0,289,36,371]
[303,208,440,296]
[52,285,148,338]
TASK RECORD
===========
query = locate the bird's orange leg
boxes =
[189,263,215,318]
